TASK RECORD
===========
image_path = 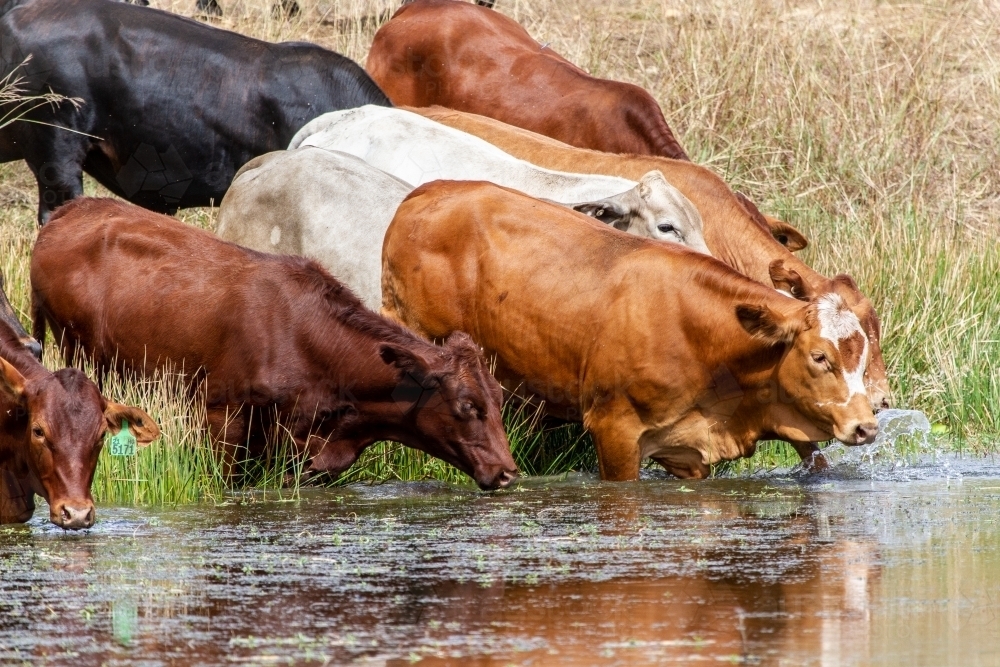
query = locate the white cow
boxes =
[288,105,709,252]
[217,148,408,311]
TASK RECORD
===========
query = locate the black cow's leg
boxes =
[28,155,84,226]
[272,0,299,18]
[196,0,223,17]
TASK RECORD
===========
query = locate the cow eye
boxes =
[811,351,831,370]
[657,223,677,235]
[460,400,477,416]
[31,426,44,439]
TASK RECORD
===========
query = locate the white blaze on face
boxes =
[816,294,869,400]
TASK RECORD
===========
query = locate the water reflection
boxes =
[1,474,999,665]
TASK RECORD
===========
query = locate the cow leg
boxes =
[790,440,829,473]
[27,153,84,226]
[272,0,299,18]
[206,406,249,480]
[305,434,366,479]
[0,467,36,524]
[196,0,223,17]
[585,406,643,481]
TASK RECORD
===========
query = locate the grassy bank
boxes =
[0,0,997,502]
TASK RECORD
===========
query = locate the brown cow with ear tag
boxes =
[0,320,159,529]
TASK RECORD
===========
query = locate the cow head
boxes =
[770,260,891,412]
[572,171,711,254]
[379,331,516,490]
[737,294,879,446]
[0,360,159,529]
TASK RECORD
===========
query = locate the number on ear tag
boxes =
[110,419,138,457]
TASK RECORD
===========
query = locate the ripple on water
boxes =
[3,466,1000,665]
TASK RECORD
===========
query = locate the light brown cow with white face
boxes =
[411,106,891,468]
[381,181,877,480]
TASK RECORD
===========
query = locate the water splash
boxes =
[802,409,961,481]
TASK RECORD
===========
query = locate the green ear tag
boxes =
[110,419,138,457]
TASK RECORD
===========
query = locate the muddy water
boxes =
[2,459,1000,666]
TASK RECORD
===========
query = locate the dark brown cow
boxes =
[30,198,516,490]
[382,181,878,481]
[0,318,159,529]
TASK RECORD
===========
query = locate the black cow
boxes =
[0,0,391,224]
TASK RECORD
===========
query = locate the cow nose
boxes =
[854,423,878,445]
[496,470,516,489]
[58,503,95,530]
[22,337,42,361]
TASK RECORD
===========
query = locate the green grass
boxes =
[0,0,997,503]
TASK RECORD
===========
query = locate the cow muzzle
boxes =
[476,467,517,491]
[51,501,95,530]
[836,420,879,446]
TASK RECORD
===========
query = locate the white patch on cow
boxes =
[270,226,281,246]
[816,294,868,400]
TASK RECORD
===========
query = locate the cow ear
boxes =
[637,170,667,199]
[572,199,630,230]
[769,259,814,301]
[104,403,161,446]
[380,342,434,377]
[832,273,860,293]
[0,358,26,405]
[736,303,799,345]
[767,218,808,252]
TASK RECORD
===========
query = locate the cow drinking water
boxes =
[0,318,159,528]
[30,198,516,490]
[381,181,878,480]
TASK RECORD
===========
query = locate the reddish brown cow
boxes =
[0,318,159,529]
[382,181,878,481]
[413,108,890,467]
[30,198,516,490]
[367,0,688,159]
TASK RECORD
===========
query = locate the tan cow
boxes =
[381,181,878,481]
[410,106,890,467]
